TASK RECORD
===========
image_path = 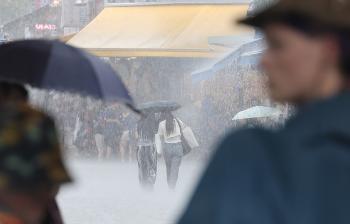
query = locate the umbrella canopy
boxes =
[138,101,181,113]
[0,39,136,110]
[232,106,281,120]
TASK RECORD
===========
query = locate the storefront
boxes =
[3,3,62,40]
[66,3,252,103]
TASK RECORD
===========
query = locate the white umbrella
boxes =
[232,106,281,121]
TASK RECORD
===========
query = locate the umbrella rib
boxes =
[39,43,56,87]
[80,52,105,99]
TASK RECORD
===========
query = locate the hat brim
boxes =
[238,6,286,29]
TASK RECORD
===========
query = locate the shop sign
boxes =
[35,24,57,31]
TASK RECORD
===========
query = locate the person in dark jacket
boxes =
[136,111,158,189]
[179,0,350,224]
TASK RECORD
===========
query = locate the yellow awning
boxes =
[68,4,252,58]
[59,33,77,43]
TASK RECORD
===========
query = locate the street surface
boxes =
[58,160,205,224]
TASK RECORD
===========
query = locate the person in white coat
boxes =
[156,111,198,189]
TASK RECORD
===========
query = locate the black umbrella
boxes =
[138,101,181,113]
[0,39,137,111]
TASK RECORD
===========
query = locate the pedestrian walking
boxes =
[136,112,158,189]
[119,111,138,162]
[156,111,198,189]
[179,0,350,223]
[95,104,123,160]
[74,110,97,158]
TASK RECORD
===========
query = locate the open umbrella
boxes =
[0,39,137,111]
[138,101,181,113]
[232,106,281,120]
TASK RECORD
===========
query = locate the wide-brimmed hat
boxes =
[239,0,350,31]
[0,103,71,191]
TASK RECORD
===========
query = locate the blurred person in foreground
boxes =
[179,0,350,223]
[0,81,70,224]
[0,81,28,104]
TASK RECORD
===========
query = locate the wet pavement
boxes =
[58,159,205,224]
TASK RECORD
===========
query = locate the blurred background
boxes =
[0,1,288,224]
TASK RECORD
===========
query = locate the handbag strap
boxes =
[175,118,184,137]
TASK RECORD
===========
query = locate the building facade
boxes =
[62,0,104,35]
[3,3,62,40]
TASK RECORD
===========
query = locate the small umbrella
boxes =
[0,39,137,111]
[138,101,181,113]
[232,106,281,120]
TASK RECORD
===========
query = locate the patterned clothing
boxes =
[0,213,23,224]
[0,103,70,190]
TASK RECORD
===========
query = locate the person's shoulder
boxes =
[214,128,277,160]
[221,128,274,147]
[175,118,186,126]
[22,104,55,124]
[0,103,53,122]
[0,104,59,148]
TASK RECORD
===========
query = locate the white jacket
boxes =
[157,119,183,144]
[155,119,199,154]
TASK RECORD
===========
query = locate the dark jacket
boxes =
[179,91,350,224]
[42,200,64,224]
